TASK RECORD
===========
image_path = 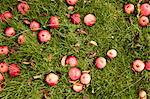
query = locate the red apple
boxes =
[18,35,25,45]
[38,30,51,43]
[66,0,78,6]
[80,73,91,85]
[30,21,40,32]
[3,11,13,19]
[66,56,78,67]
[140,3,150,16]
[145,60,150,70]
[95,57,107,69]
[9,64,20,77]
[107,49,117,59]
[68,67,81,81]
[73,83,83,92]
[71,13,81,24]
[84,14,96,27]
[0,46,9,55]
[132,60,145,72]
[17,1,30,15]
[45,73,59,86]
[49,16,59,29]
[0,62,8,73]
[0,11,12,22]
[0,73,4,82]
[138,16,149,27]
[124,4,135,14]
[4,27,16,37]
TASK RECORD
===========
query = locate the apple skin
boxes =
[38,30,51,43]
[80,73,91,85]
[0,46,9,55]
[9,64,20,77]
[132,60,145,72]
[140,3,150,16]
[66,0,78,6]
[4,27,16,37]
[68,67,81,81]
[124,4,135,14]
[95,57,107,69]
[84,14,96,27]
[17,1,30,15]
[45,73,59,86]
[30,21,40,32]
[66,56,78,67]
[49,16,59,29]
[73,83,83,92]
[0,62,9,73]
[71,13,81,25]
[138,16,149,27]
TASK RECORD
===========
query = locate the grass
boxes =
[0,0,150,98]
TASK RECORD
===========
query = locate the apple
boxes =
[0,46,9,55]
[30,21,40,32]
[4,27,16,37]
[38,30,51,43]
[84,14,96,27]
[80,73,91,85]
[17,1,30,15]
[95,57,107,69]
[9,63,20,77]
[66,56,78,67]
[140,3,150,16]
[68,67,81,81]
[66,0,78,6]
[0,62,8,73]
[18,35,25,45]
[124,4,135,14]
[49,16,59,29]
[71,13,81,24]
[107,49,117,59]
[138,16,149,27]
[145,60,150,70]
[132,60,145,72]
[73,83,83,92]
[45,73,59,86]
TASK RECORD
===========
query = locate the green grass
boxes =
[0,0,150,98]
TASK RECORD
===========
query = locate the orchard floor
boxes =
[0,0,150,99]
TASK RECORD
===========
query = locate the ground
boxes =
[0,0,150,99]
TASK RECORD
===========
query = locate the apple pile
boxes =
[60,50,117,92]
[124,1,150,27]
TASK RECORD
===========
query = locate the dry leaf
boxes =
[82,70,90,74]
[88,52,97,58]
[61,55,67,66]
[27,77,33,86]
[69,80,78,84]
[48,54,53,62]
[77,28,88,34]
[33,75,42,79]
[89,41,98,46]
[22,61,31,65]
